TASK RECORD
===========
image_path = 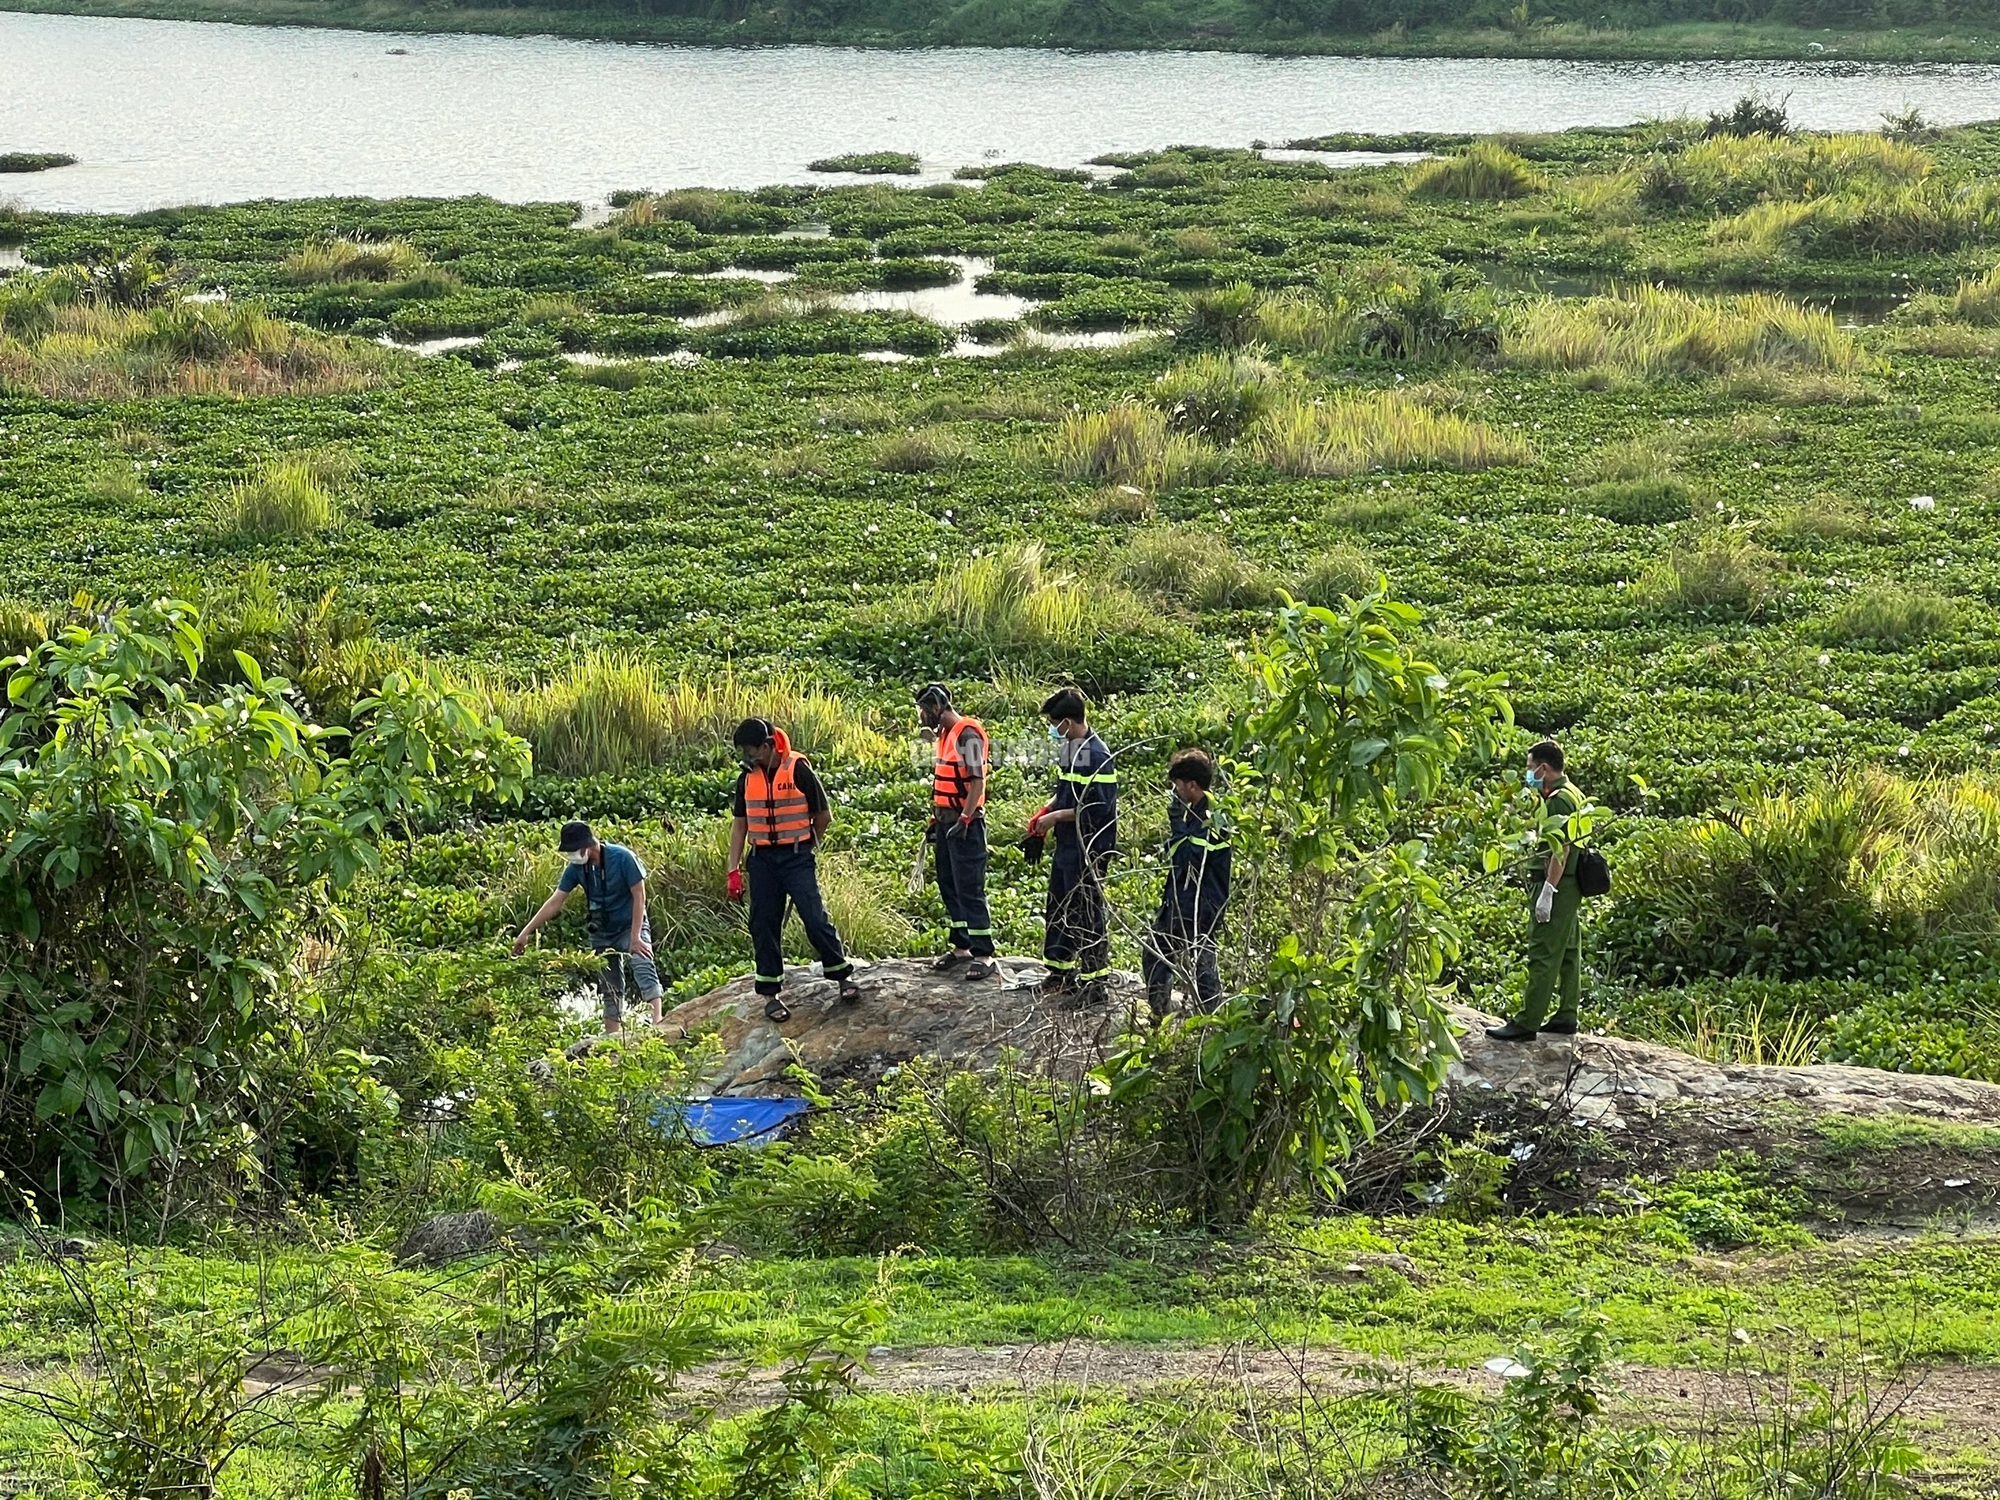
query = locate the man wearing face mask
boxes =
[511,820,662,1035]
[725,717,862,1023]
[1487,740,1586,1042]
[916,683,997,981]
[1028,687,1118,1005]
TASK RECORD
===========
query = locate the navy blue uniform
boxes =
[1044,731,1118,985]
[1143,795,1231,1012]
[734,759,853,999]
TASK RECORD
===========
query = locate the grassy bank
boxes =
[11,115,2000,1495]
[2,0,1999,61]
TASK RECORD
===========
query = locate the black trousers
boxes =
[934,818,994,957]
[747,844,852,997]
[1044,841,1110,983]
[1143,912,1223,1014]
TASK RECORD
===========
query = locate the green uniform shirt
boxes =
[1536,781,1584,886]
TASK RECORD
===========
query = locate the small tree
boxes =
[0,599,529,1205]
[1110,586,1511,1223]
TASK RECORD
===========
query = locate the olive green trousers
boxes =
[1515,879,1582,1029]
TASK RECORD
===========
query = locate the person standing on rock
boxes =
[916,682,998,982]
[725,717,862,1023]
[1487,740,1586,1042]
[511,820,663,1035]
[1028,687,1118,1007]
[1142,748,1231,1014]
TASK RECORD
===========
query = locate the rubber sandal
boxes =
[763,997,792,1024]
[963,960,995,982]
[837,976,863,1004]
[931,952,970,972]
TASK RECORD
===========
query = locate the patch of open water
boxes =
[4,12,2000,212]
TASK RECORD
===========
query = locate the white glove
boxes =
[1533,882,1557,924]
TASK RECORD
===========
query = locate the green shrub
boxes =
[1113,527,1282,612]
[1601,771,2000,983]
[1822,583,1957,650]
[1408,142,1545,201]
[873,426,968,473]
[1293,545,1379,608]
[1707,94,1792,138]
[1634,525,1776,618]
[1176,281,1262,347]
[1579,476,1693,525]
[1149,352,1283,442]
[1348,263,1500,361]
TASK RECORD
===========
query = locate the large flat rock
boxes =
[660,956,1140,1096]
[662,960,2000,1130]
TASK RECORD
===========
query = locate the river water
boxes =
[3,10,1999,213]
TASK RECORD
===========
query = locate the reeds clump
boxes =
[1294,545,1380,609]
[483,655,888,778]
[1408,142,1545,201]
[1710,179,2000,257]
[1150,353,1284,442]
[873,426,969,473]
[1822,583,1958,650]
[0,282,378,399]
[211,455,343,538]
[1634,525,1777,618]
[1249,290,1357,357]
[1113,527,1283,612]
[1505,285,1859,381]
[1638,131,1931,213]
[1252,391,1529,478]
[283,236,446,286]
[1049,401,1227,492]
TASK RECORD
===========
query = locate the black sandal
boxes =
[763,996,792,1024]
[963,960,995,982]
[837,976,863,1004]
[931,952,970,972]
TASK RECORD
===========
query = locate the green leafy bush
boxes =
[1149,352,1283,442]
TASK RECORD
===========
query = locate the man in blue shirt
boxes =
[1027,688,1118,1006]
[511,820,663,1035]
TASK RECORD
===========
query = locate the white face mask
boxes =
[563,850,589,866]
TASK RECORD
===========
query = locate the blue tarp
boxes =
[677,1096,813,1146]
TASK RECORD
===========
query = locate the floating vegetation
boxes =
[808,151,922,175]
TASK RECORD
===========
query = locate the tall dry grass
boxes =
[282,236,441,285]
[1643,131,1932,211]
[1048,401,1228,492]
[481,656,890,778]
[1252,391,1530,478]
[0,284,378,398]
[1408,142,1546,201]
[1505,285,1859,381]
[211,455,345,538]
[909,541,1135,657]
[1711,179,2000,256]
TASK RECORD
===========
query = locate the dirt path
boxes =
[734,1339,2000,1447]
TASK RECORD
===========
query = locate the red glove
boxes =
[1026,804,1050,837]
[726,868,745,902]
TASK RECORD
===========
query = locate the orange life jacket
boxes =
[747,729,815,846]
[932,715,988,815]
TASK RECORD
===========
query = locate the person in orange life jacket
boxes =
[916,682,998,982]
[511,820,662,1035]
[1027,687,1117,1007]
[725,717,861,1023]
[1142,749,1231,1015]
